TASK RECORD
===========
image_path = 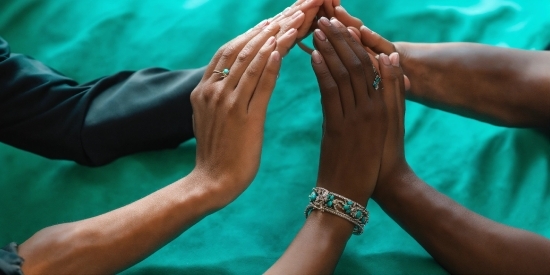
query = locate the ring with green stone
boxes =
[213,68,230,79]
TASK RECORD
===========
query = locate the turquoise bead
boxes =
[327,200,333,207]
[361,216,366,224]
[309,192,317,202]
[343,204,351,213]
[306,208,313,217]
[328,194,334,201]
[355,210,362,219]
[223,68,230,75]
[347,200,353,205]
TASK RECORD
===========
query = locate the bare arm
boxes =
[268,17,391,274]
[333,6,550,130]
[373,166,550,274]
[396,42,550,129]
[16,7,309,272]
[370,44,550,273]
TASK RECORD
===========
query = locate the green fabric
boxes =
[1,0,549,274]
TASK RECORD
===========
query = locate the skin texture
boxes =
[332,5,550,130]
[16,2,323,273]
[266,18,395,274]
[327,3,550,273]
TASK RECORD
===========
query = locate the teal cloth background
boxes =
[1,0,549,274]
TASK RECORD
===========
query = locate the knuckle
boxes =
[237,47,252,63]
[221,44,237,60]
[335,68,351,83]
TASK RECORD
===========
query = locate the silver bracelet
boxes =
[304,187,369,235]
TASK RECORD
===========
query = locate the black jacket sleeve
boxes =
[0,36,204,166]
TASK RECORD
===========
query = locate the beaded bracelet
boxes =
[304,187,369,235]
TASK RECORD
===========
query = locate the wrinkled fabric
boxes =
[0,243,23,275]
[0,1,549,275]
[0,36,204,166]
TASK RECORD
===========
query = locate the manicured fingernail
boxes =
[283,7,291,16]
[360,25,373,33]
[286,28,297,36]
[256,19,268,28]
[292,10,303,19]
[266,36,276,46]
[336,5,346,12]
[347,28,356,41]
[314,29,326,41]
[330,18,344,27]
[312,50,323,64]
[375,55,380,60]
[262,21,271,30]
[390,52,400,67]
[319,17,331,26]
[380,53,390,66]
[271,51,281,62]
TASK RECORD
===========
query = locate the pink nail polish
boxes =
[312,50,323,64]
[319,17,331,26]
[314,29,327,41]
[390,52,400,67]
[380,53,390,66]
[266,36,276,46]
[271,51,281,62]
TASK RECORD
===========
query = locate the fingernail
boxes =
[256,19,268,28]
[375,55,380,60]
[262,21,271,29]
[390,52,400,67]
[314,29,327,41]
[283,7,291,16]
[292,10,303,19]
[266,36,276,46]
[271,51,281,62]
[319,17,331,26]
[337,5,346,12]
[360,25,373,33]
[312,50,323,64]
[380,53,390,66]
[330,18,344,27]
[286,28,297,36]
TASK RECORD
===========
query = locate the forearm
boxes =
[373,166,550,274]
[395,42,550,129]
[18,171,225,274]
[266,211,354,274]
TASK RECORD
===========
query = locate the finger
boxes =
[276,28,299,58]
[347,27,376,56]
[389,52,406,128]
[322,0,336,18]
[204,20,269,79]
[273,10,305,56]
[248,51,282,115]
[235,36,277,103]
[297,41,314,54]
[220,23,280,87]
[327,18,376,104]
[378,53,404,135]
[317,17,374,106]
[359,25,396,55]
[311,50,343,122]
[313,26,355,113]
[334,6,363,29]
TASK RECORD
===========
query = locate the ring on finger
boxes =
[213,68,230,79]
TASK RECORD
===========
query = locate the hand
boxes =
[311,17,388,205]
[371,52,409,198]
[269,0,325,56]
[190,21,282,207]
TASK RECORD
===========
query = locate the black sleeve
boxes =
[0,36,205,166]
[0,243,23,275]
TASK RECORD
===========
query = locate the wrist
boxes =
[304,210,354,243]
[184,169,242,212]
[372,162,415,202]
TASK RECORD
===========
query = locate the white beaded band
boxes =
[304,187,369,235]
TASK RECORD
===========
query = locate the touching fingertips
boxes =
[360,25,373,34]
[380,53,390,66]
[312,50,323,64]
[389,52,400,67]
[330,17,344,28]
[314,29,327,41]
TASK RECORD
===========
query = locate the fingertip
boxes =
[389,52,400,67]
[347,27,360,41]
[379,53,391,67]
[271,51,281,63]
[312,50,323,64]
